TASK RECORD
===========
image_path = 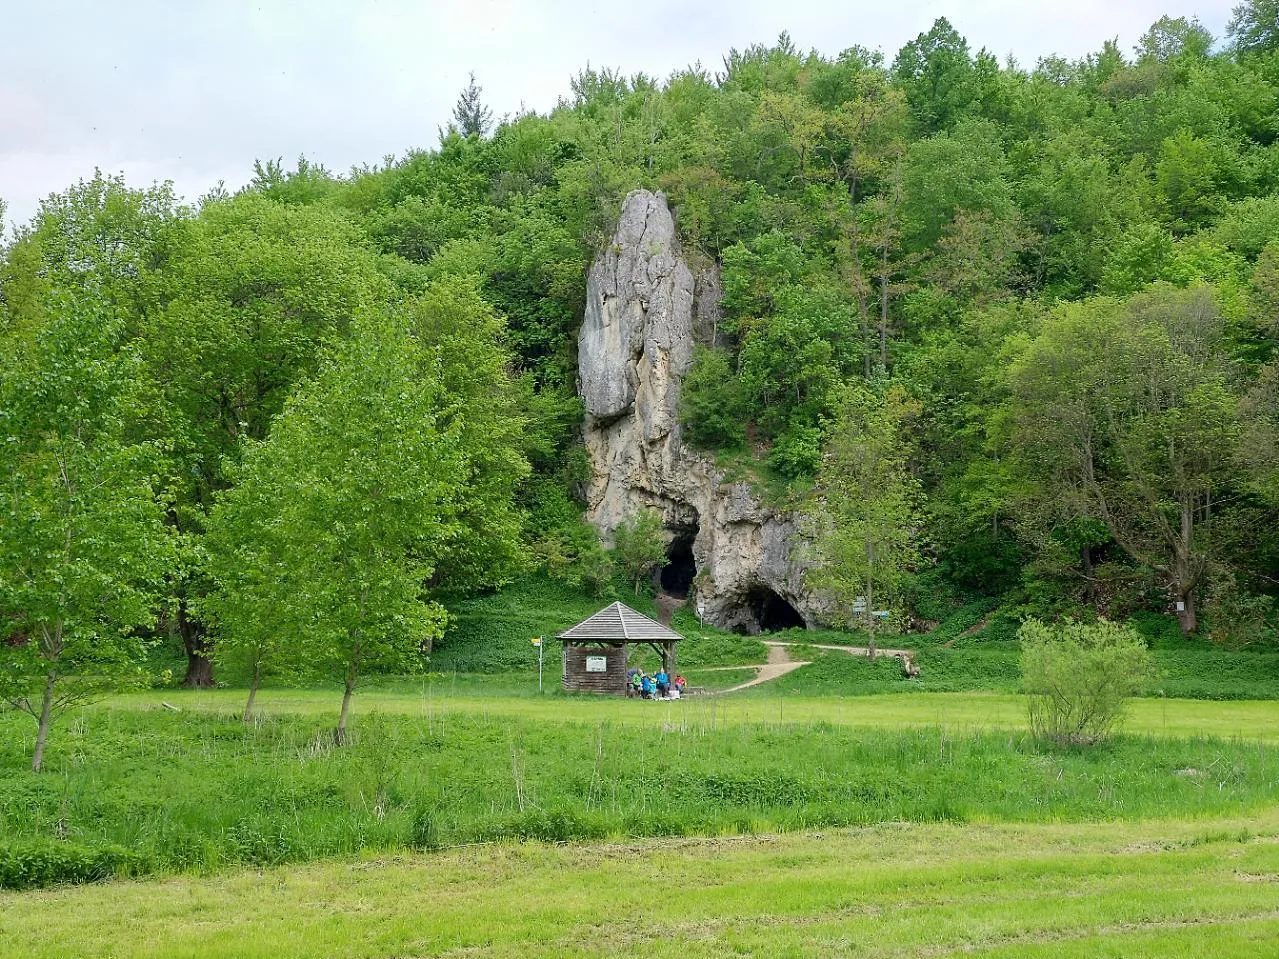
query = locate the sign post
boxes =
[531,636,544,692]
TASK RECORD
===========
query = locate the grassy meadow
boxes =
[3,682,1279,890]
[3,578,1278,955]
[4,809,1279,957]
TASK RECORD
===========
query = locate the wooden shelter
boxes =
[556,601,683,695]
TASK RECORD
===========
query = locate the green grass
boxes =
[3,687,1279,889]
[115,684,1279,739]
[4,812,1279,957]
[758,646,1279,700]
[681,666,759,691]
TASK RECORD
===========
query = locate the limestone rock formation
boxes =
[579,189,695,438]
[578,189,820,633]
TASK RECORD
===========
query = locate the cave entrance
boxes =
[659,531,697,598]
[749,586,806,632]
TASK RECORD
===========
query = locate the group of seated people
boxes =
[627,667,686,699]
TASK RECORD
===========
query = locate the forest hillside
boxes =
[3,8,1279,700]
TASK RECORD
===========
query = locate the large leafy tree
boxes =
[404,277,531,597]
[1228,0,1279,57]
[145,193,387,685]
[892,18,976,133]
[1136,16,1214,64]
[205,308,464,740]
[204,280,527,739]
[1007,286,1251,633]
[0,184,176,771]
[899,119,1016,254]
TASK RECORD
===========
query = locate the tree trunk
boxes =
[335,673,356,745]
[1081,546,1095,608]
[1173,500,1198,635]
[878,247,890,369]
[179,603,215,687]
[846,198,872,380]
[243,663,261,724]
[1175,588,1198,635]
[31,670,56,773]
[865,572,877,663]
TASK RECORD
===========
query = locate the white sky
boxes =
[0,0,1236,229]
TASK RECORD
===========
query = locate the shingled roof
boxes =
[557,601,683,643]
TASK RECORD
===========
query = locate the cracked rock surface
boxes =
[577,189,821,633]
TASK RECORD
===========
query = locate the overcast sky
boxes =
[1,0,1237,229]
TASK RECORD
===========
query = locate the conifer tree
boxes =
[452,72,493,138]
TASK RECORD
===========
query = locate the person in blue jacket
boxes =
[640,672,654,699]
[655,668,670,698]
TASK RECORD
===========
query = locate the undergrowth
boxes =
[2,704,1277,890]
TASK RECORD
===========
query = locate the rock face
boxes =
[579,190,695,437]
[578,190,818,633]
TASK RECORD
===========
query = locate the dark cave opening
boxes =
[659,531,697,597]
[749,586,806,632]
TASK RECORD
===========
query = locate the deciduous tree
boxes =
[145,193,386,686]
[892,18,975,133]
[1007,286,1247,634]
[1020,618,1155,746]
[1228,0,1279,57]
[805,384,921,658]
[0,230,174,771]
[205,307,467,742]
[204,280,527,740]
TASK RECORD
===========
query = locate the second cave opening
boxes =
[748,586,806,632]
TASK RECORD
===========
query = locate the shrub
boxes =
[1019,618,1155,746]
[535,520,614,597]
[680,346,748,449]
[0,840,145,890]
[766,423,824,478]
[613,510,668,594]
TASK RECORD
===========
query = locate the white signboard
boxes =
[585,655,607,673]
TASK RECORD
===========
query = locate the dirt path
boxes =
[715,642,810,694]
[699,639,920,696]
[654,591,686,627]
